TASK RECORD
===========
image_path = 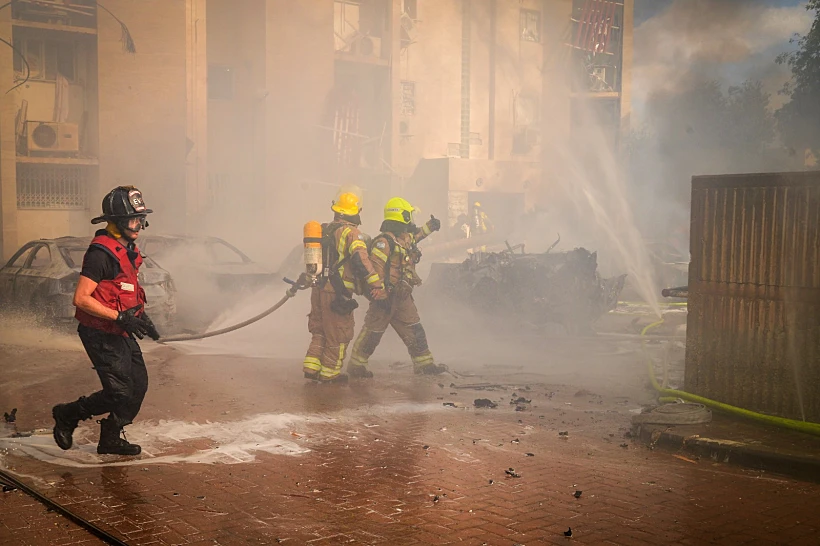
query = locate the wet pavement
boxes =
[2,317,820,545]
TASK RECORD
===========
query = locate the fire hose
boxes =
[641,320,820,437]
[159,278,306,343]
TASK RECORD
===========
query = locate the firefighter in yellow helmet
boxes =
[472,201,494,235]
[302,191,387,383]
[347,197,447,377]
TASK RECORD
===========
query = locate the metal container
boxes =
[686,171,820,422]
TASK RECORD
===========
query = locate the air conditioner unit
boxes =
[27,122,79,153]
[350,35,382,59]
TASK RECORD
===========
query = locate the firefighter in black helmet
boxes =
[52,186,160,457]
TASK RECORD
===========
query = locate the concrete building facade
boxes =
[0,0,632,261]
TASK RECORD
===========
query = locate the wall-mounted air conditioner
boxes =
[27,122,79,153]
[350,35,382,59]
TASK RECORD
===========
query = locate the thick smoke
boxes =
[632,0,813,113]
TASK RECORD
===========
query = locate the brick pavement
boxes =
[2,331,820,545]
[2,372,820,546]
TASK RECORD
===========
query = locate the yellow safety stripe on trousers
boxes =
[303,357,321,371]
[343,279,355,291]
[319,343,346,378]
[421,223,432,236]
[412,353,434,366]
[372,247,389,263]
[366,273,381,286]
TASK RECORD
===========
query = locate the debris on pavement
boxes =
[564,527,573,537]
[620,443,629,448]
[526,453,535,457]
[423,445,430,450]
[433,495,440,503]
[443,402,457,408]
[574,490,582,498]
[505,468,521,478]
[511,438,520,444]
[474,398,498,409]
[673,454,698,464]
[489,479,494,485]
[510,394,531,405]
[559,431,569,437]
[3,408,16,423]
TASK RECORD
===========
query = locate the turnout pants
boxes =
[73,324,149,428]
[303,287,355,380]
[349,294,435,372]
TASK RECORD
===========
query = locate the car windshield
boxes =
[209,241,247,264]
[61,247,88,269]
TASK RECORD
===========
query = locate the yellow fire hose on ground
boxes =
[641,319,820,437]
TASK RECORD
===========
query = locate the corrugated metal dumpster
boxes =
[686,171,820,422]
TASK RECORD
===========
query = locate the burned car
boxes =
[425,243,626,334]
[0,237,176,325]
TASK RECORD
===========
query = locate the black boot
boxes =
[97,418,141,456]
[348,365,374,379]
[52,399,89,450]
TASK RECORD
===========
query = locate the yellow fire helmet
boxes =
[384,197,415,224]
[331,192,362,216]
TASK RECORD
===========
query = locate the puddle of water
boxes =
[0,402,449,468]
[0,413,312,468]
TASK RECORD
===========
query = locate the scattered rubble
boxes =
[574,490,582,498]
[505,468,521,478]
[564,527,573,537]
[3,409,16,423]
[474,399,497,409]
[559,431,569,437]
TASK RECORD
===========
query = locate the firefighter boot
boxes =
[416,363,449,375]
[52,399,90,450]
[348,364,374,379]
[97,418,141,456]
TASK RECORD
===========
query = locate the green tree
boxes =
[776,0,820,157]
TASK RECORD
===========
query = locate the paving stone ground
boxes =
[2,312,819,545]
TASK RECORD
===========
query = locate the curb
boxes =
[635,424,820,483]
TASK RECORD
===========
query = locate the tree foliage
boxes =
[625,80,783,237]
[775,0,820,155]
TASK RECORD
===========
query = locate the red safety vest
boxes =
[75,234,146,336]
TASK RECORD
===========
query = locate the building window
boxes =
[13,36,76,82]
[401,81,416,116]
[402,0,417,20]
[17,164,88,209]
[208,65,234,100]
[520,9,541,43]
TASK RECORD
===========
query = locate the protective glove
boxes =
[370,287,388,301]
[115,305,151,340]
[427,215,441,232]
[140,312,161,341]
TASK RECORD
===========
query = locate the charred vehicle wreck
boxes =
[426,241,626,334]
